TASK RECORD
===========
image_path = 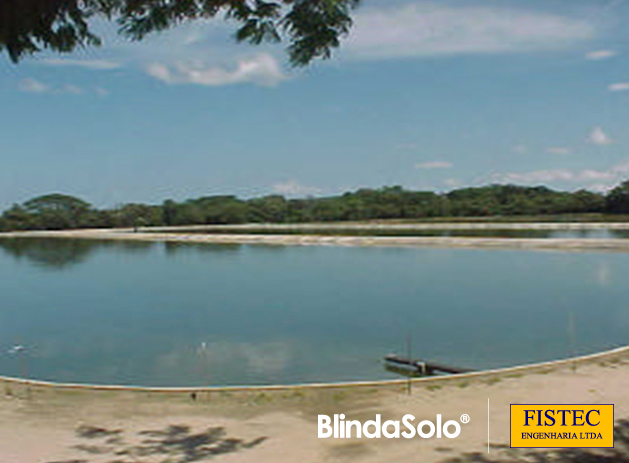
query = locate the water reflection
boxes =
[151,339,293,386]
[609,229,629,239]
[594,262,613,287]
[163,241,243,255]
[0,238,156,269]
[0,238,98,269]
[1,228,627,271]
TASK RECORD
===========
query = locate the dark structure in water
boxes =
[384,354,473,377]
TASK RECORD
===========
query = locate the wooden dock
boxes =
[384,354,473,376]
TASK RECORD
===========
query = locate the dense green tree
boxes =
[606,180,629,213]
[162,199,178,226]
[248,195,288,222]
[171,202,205,225]
[188,195,248,224]
[111,203,163,228]
[1,0,361,66]
[22,193,92,229]
[0,184,620,232]
[442,185,606,217]
[0,205,36,230]
[23,193,90,214]
[568,190,606,214]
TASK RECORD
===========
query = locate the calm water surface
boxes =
[0,238,627,387]
[178,228,629,239]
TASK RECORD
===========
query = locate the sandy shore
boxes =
[3,226,629,252]
[2,348,629,463]
[145,222,629,231]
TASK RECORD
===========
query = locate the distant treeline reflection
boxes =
[0,239,243,269]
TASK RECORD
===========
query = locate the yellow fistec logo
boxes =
[511,404,614,448]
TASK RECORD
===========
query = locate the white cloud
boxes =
[613,162,629,175]
[41,58,122,70]
[587,126,613,145]
[345,4,595,60]
[585,49,617,60]
[547,147,571,155]
[579,169,616,181]
[271,180,321,196]
[18,78,49,93]
[61,84,84,94]
[415,161,453,169]
[146,53,286,87]
[498,169,575,183]
[494,160,629,186]
[18,78,106,96]
[444,178,462,188]
[513,145,527,154]
[587,183,616,193]
[609,82,629,92]
[104,18,289,88]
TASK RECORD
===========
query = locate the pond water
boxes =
[169,227,629,239]
[0,238,627,387]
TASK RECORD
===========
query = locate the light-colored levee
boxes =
[3,227,629,252]
[1,344,628,394]
[145,222,629,230]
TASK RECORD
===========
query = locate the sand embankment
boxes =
[2,346,629,463]
[146,222,629,231]
[2,222,629,252]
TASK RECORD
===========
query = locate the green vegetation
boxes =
[1,182,628,232]
[606,180,629,214]
[0,0,360,66]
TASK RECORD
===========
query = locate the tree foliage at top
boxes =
[18,193,93,229]
[0,0,361,66]
[23,193,91,214]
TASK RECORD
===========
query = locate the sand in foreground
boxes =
[2,354,629,463]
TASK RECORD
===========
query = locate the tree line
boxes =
[2,181,629,231]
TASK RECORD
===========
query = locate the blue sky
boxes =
[2,0,629,208]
